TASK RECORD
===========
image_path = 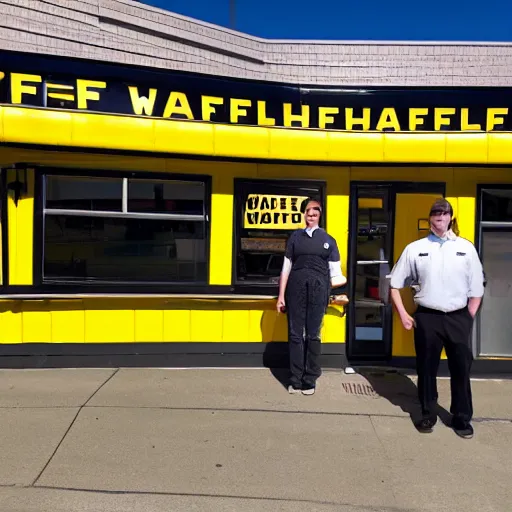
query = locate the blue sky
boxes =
[141,0,512,41]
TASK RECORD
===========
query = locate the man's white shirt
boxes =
[389,234,484,313]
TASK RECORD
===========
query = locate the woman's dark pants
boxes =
[286,271,329,389]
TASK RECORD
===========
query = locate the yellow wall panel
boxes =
[4,106,512,167]
[269,129,328,161]
[457,196,476,243]
[22,307,52,343]
[51,305,85,343]
[73,114,155,152]
[215,125,269,159]
[7,168,34,285]
[259,310,288,342]
[135,310,164,342]
[209,173,234,285]
[445,134,488,164]
[327,132,384,162]
[3,108,73,146]
[248,310,265,342]
[384,133,446,163]
[84,305,135,343]
[324,171,349,344]
[155,119,215,155]
[222,310,250,342]
[163,310,191,341]
[488,134,512,164]
[7,171,18,285]
[0,148,168,173]
[326,172,349,262]
[190,310,223,342]
[0,304,22,344]
[322,308,346,343]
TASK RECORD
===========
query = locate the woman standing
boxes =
[276,200,346,395]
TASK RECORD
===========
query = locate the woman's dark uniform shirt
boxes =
[283,227,342,285]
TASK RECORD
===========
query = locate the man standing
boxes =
[389,199,484,439]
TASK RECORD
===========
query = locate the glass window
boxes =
[356,191,390,262]
[235,179,324,285]
[128,179,204,215]
[43,173,208,284]
[481,189,512,222]
[478,230,512,356]
[45,176,122,211]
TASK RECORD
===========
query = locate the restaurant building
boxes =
[0,0,512,371]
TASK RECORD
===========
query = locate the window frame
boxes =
[33,166,213,292]
[233,177,326,294]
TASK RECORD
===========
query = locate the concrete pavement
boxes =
[0,367,511,511]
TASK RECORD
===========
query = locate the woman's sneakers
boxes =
[288,384,316,395]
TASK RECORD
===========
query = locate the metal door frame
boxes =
[346,181,445,363]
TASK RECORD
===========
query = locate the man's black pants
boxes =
[286,271,329,389]
[414,306,474,424]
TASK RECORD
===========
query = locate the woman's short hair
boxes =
[305,199,322,214]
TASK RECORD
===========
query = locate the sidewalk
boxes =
[0,367,511,511]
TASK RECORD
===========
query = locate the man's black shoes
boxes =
[452,418,474,439]
[415,418,436,433]
[414,415,474,438]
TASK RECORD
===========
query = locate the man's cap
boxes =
[429,198,453,216]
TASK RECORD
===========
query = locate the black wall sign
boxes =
[1,50,512,132]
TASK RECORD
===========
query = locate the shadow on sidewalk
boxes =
[262,341,290,390]
[357,368,452,427]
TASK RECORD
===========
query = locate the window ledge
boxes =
[0,293,277,301]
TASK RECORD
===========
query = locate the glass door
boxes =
[347,182,445,362]
[347,186,393,360]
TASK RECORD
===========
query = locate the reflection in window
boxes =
[128,180,204,215]
[235,180,324,285]
[356,192,389,262]
[355,306,383,341]
[46,176,122,211]
[481,189,512,222]
[43,173,208,284]
[479,230,512,356]
[44,216,206,282]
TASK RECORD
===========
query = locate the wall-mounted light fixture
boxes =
[6,164,29,206]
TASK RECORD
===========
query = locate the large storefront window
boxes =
[478,187,512,356]
[43,172,208,284]
[234,179,325,287]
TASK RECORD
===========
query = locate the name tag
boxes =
[456,252,466,256]
[418,253,429,257]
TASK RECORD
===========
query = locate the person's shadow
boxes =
[357,368,453,428]
[262,341,290,389]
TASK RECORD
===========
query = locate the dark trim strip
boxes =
[0,344,510,375]
[0,341,344,356]
[0,342,347,369]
